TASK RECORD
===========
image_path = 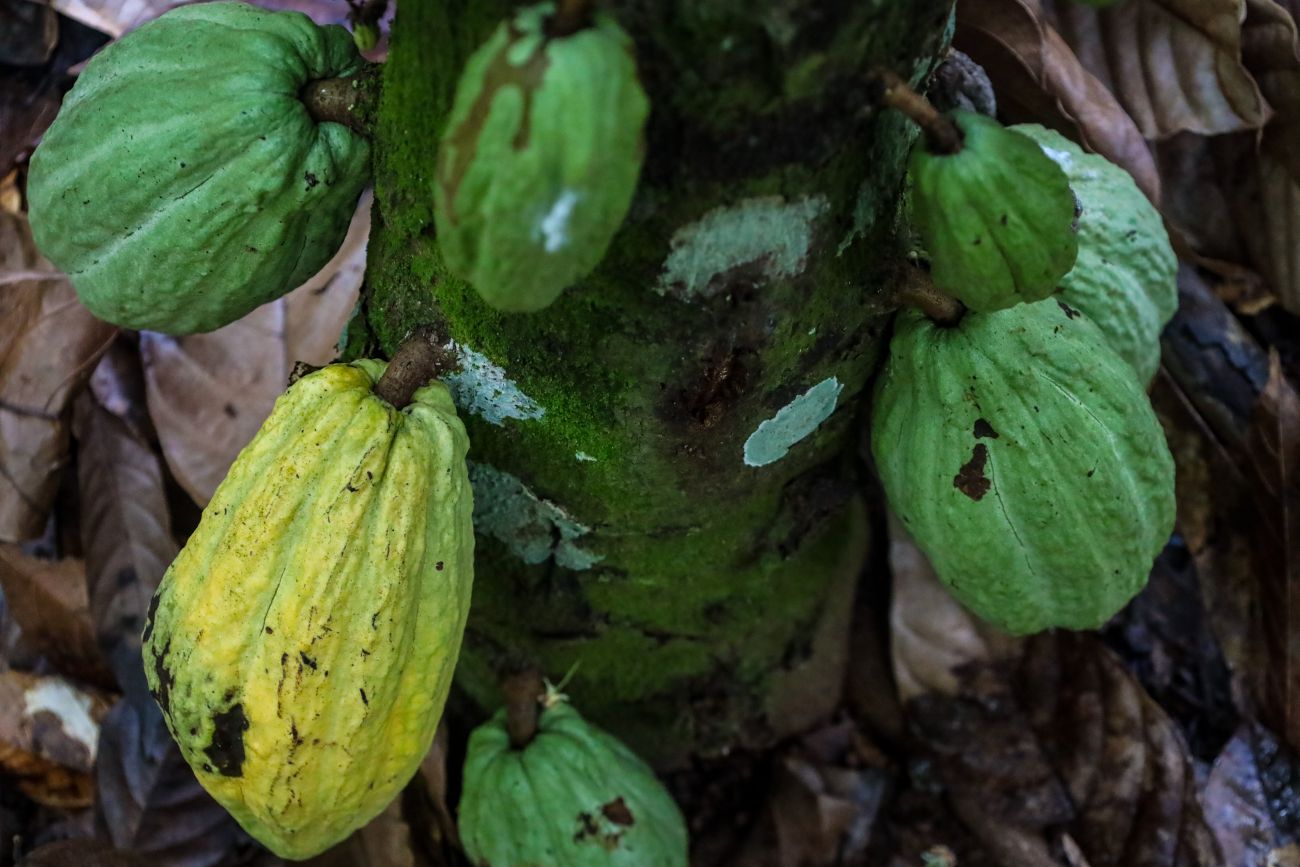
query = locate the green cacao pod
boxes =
[27,1,371,335]
[1011,124,1177,384]
[459,702,688,867]
[908,111,1079,311]
[433,2,649,313]
[871,299,1175,634]
[142,361,474,859]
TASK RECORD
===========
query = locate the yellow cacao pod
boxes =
[142,360,474,859]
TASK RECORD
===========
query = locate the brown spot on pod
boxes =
[204,703,249,777]
[953,443,991,501]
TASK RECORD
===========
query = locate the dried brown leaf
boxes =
[303,797,416,867]
[0,199,116,543]
[141,194,368,505]
[1201,724,1297,865]
[1042,0,1268,138]
[1153,268,1279,733]
[406,724,460,865]
[955,0,1163,202]
[0,544,114,688]
[1249,124,1300,311]
[1243,0,1300,113]
[71,389,176,695]
[95,698,250,867]
[889,525,1224,865]
[0,669,111,809]
[0,2,57,67]
[1249,349,1300,746]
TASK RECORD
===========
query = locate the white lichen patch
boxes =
[743,377,843,468]
[23,678,99,762]
[575,451,598,462]
[537,190,580,253]
[443,342,545,426]
[656,195,829,301]
[469,462,602,570]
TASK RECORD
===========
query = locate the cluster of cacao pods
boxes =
[30,0,645,333]
[25,0,1183,858]
[880,108,1178,634]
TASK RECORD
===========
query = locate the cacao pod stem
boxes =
[871,68,963,156]
[374,327,458,409]
[502,669,545,749]
[301,65,382,137]
[894,266,965,326]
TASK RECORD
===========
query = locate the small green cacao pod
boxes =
[459,702,688,867]
[1011,124,1177,385]
[908,111,1079,311]
[871,300,1175,634]
[27,1,371,335]
[142,361,474,859]
[434,2,649,313]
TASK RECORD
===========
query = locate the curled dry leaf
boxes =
[141,193,369,506]
[1242,0,1300,115]
[71,388,177,697]
[95,698,251,867]
[0,544,115,688]
[1157,267,1300,753]
[1236,122,1300,313]
[955,0,1162,203]
[407,722,461,864]
[719,720,889,867]
[1201,723,1299,866]
[0,670,112,809]
[888,521,1225,866]
[0,188,116,543]
[1042,0,1268,138]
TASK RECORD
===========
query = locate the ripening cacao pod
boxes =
[1011,124,1177,384]
[871,299,1175,634]
[142,361,474,859]
[27,1,371,335]
[434,2,649,312]
[908,110,1079,311]
[459,702,688,867]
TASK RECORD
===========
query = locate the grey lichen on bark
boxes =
[365,0,954,765]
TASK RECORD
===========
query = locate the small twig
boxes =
[300,65,382,137]
[547,0,594,36]
[373,326,457,409]
[894,267,965,326]
[871,68,963,155]
[503,669,545,749]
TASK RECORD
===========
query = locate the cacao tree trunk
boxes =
[365,0,953,765]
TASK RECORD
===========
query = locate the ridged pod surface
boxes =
[459,703,688,867]
[27,1,371,334]
[142,361,474,859]
[871,300,1175,634]
[908,111,1079,311]
[1012,124,1177,384]
[434,2,649,312]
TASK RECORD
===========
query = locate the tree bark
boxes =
[365,0,953,765]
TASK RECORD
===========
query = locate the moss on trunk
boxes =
[366,0,952,765]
